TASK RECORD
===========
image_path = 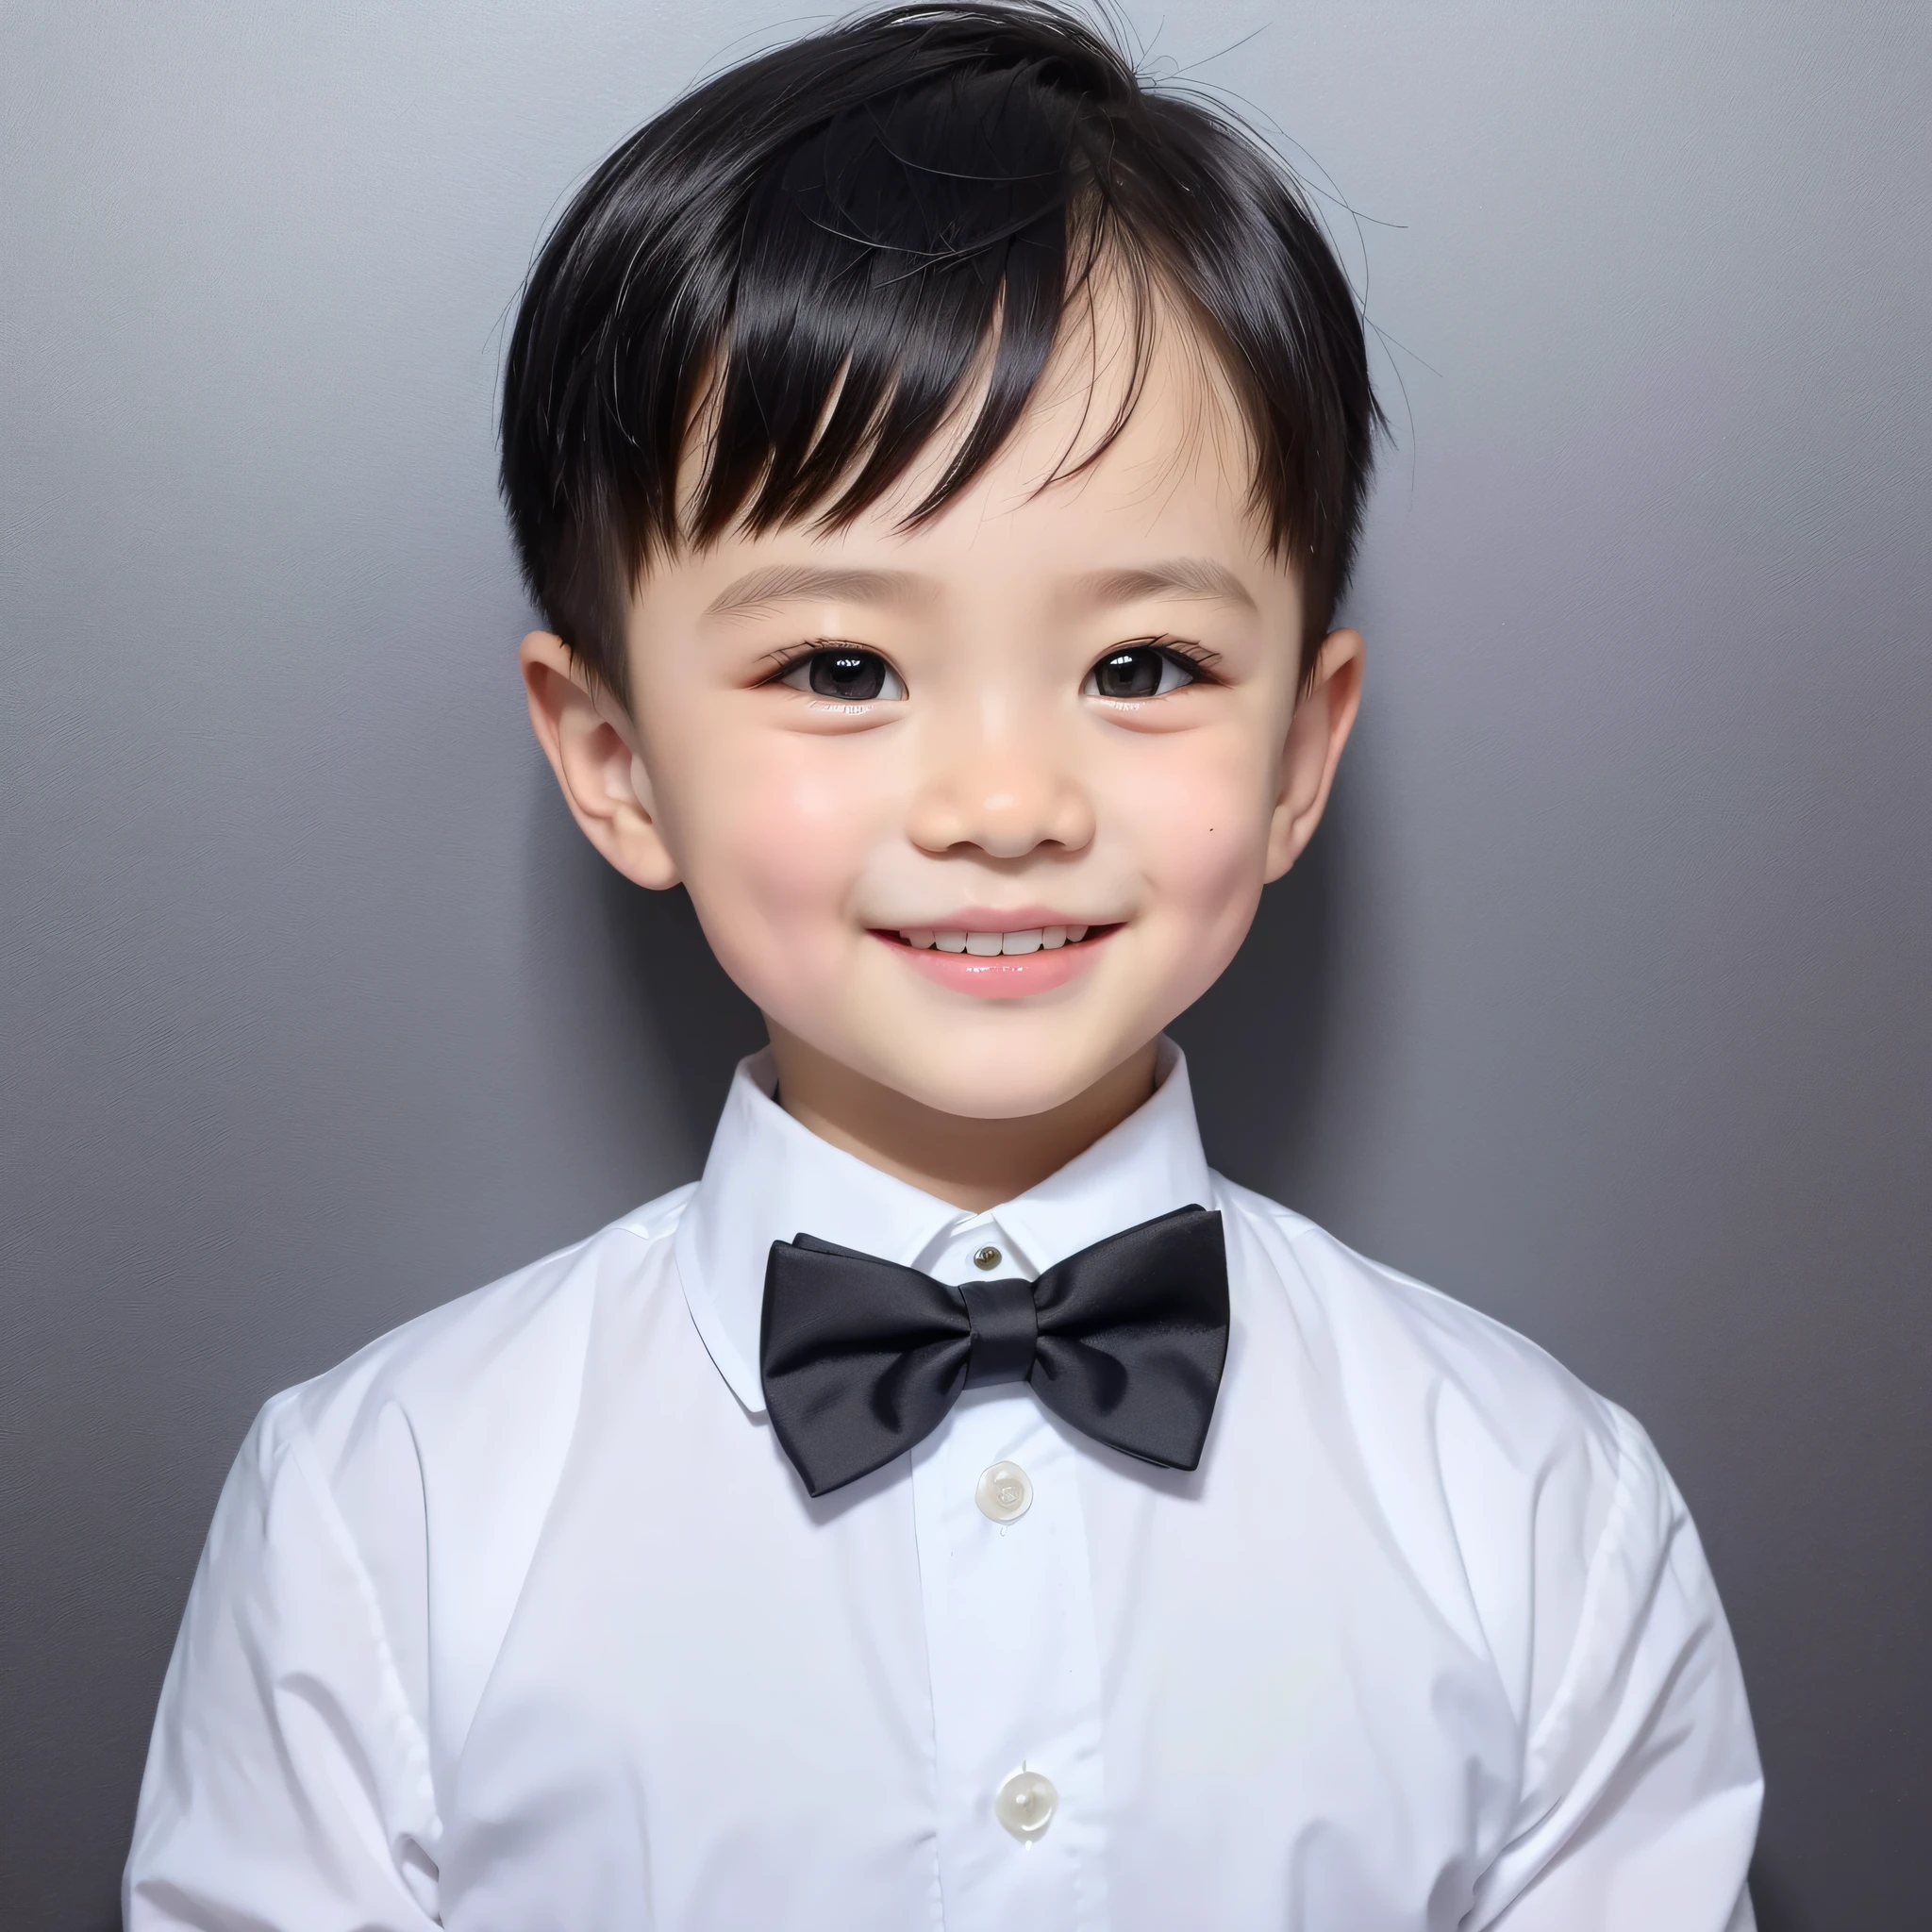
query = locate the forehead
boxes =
[668,283,1279,591]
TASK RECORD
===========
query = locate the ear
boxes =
[1263,627,1364,882]
[518,631,681,891]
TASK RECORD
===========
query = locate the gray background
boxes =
[2,2,1925,1924]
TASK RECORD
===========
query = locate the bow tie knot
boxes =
[760,1205,1229,1496]
[962,1276,1041,1385]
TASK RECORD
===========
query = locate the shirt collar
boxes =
[673,1039,1214,1415]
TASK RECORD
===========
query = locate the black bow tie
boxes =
[759,1205,1229,1497]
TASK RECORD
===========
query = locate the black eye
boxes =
[776,647,906,702]
[810,650,885,699]
[1084,644,1200,700]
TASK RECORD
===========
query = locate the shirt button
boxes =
[973,1244,1004,1271]
[994,1767,1058,1841]
[975,1460,1033,1523]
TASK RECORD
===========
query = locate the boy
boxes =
[125,5,1761,1926]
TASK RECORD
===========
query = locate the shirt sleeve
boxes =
[124,1393,442,1930]
[1467,1403,1762,1931]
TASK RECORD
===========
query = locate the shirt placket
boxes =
[908,1213,1108,1932]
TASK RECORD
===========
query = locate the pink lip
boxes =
[872,924,1118,1001]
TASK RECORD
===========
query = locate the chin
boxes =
[865,1031,1137,1123]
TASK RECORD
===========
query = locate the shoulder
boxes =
[1210,1177,1700,1740]
[208,1186,699,1748]
[1213,1174,1624,1482]
[257,1182,696,1480]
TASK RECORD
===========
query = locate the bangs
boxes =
[691,71,1141,547]
[502,4,1381,701]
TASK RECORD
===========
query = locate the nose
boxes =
[907,707,1095,860]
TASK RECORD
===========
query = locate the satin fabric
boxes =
[760,1206,1229,1494]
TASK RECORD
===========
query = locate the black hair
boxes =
[500,1,1381,701]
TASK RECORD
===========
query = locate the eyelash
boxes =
[758,640,863,681]
[758,637,1223,694]
[1124,637,1223,683]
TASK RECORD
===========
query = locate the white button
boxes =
[975,1460,1033,1523]
[994,1767,1058,1841]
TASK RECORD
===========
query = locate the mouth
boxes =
[888,922,1107,956]
[870,920,1122,999]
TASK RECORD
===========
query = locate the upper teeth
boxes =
[899,925,1091,955]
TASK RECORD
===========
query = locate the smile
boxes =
[895,924,1091,956]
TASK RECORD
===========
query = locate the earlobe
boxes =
[1263,627,1364,882]
[517,630,682,891]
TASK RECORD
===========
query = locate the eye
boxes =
[1082,642,1206,700]
[774,646,907,702]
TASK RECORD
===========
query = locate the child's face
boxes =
[525,308,1361,1123]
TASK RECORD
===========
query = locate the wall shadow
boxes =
[1746,1849,1805,1932]
[591,866,768,1155]
[1167,782,1350,1199]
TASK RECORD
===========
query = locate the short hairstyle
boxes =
[500,1,1381,701]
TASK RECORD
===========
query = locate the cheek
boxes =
[662,731,883,983]
[1115,736,1274,950]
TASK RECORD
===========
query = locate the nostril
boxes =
[906,770,1094,860]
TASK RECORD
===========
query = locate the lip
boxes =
[885,906,1107,932]
[872,923,1119,1001]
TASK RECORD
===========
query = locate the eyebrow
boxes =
[701,565,935,621]
[1069,558,1258,611]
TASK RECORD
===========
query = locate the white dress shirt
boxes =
[126,1043,1761,1930]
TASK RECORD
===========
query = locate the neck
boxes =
[763,1025,1160,1212]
